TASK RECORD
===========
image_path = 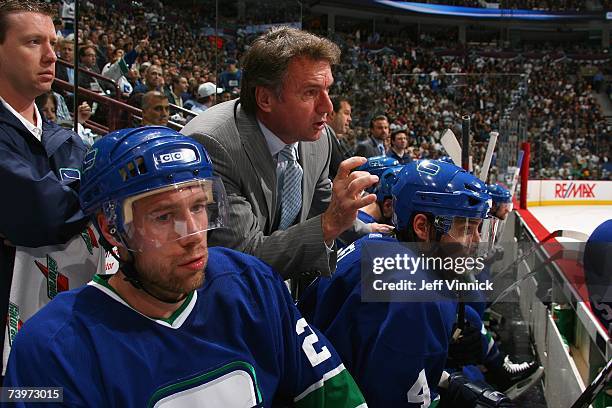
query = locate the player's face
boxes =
[0,12,57,102]
[129,186,210,299]
[494,202,512,221]
[440,218,482,255]
[265,57,334,144]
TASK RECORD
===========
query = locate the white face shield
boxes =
[119,178,228,252]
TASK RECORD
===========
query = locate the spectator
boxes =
[181,27,378,280]
[130,64,164,108]
[387,129,412,164]
[218,58,242,93]
[355,114,390,158]
[219,91,233,103]
[165,75,188,108]
[101,47,134,98]
[327,97,354,179]
[184,82,223,115]
[77,45,102,91]
[4,127,367,407]
[141,91,169,126]
[59,38,74,62]
[0,0,102,375]
[35,91,96,146]
[55,38,75,85]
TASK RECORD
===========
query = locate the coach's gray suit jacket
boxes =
[182,99,357,279]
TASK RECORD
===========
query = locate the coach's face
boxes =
[0,12,57,102]
[260,57,334,144]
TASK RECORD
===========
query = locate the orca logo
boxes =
[59,168,81,181]
[155,148,197,165]
[83,148,97,172]
[417,161,440,176]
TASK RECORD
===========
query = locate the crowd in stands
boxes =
[427,0,611,11]
[328,31,610,181]
[47,0,610,181]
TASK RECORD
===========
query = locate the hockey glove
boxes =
[447,323,485,368]
[439,372,514,408]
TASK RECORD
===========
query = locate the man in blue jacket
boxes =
[0,0,89,374]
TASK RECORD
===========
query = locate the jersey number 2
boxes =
[296,318,332,367]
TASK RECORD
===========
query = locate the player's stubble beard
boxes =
[134,245,208,303]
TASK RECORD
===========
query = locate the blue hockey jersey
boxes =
[303,235,458,407]
[4,247,366,408]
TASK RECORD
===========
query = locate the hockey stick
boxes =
[479,132,498,182]
[509,149,524,197]
[489,248,575,306]
[570,358,612,408]
[461,115,470,172]
[456,116,472,335]
[440,129,462,166]
[490,229,589,282]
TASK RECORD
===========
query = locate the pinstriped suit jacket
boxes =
[181,100,337,279]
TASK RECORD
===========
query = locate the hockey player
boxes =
[358,165,403,225]
[303,159,515,407]
[355,155,399,181]
[487,184,513,222]
[4,127,366,407]
[584,219,612,336]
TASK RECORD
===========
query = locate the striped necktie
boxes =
[278,144,303,230]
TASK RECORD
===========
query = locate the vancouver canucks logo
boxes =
[59,168,81,182]
[417,161,440,176]
[83,148,98,172]
[35,255,69,299]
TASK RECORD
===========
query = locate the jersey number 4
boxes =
[407,369,431,407]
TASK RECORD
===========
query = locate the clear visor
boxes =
[477,216,501,258]
[492,201,513,220]
[120,178,228,252]
[434,215,497,254]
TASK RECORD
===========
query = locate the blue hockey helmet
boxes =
[487,184,512,204]
[356,155,400,178]
[583,219,612,334]
[392,159,492,244]
[438,156,455,165]
[80,126,228,251]
[487,184,513,220]
[356,156,400,193]
[376,165,404,202]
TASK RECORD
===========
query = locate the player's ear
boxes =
[97,212,121,248]
[412,213,430,241]
[383,198,393,217]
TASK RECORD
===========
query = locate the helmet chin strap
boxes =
[119,259,190,304]
[100,235,190,305]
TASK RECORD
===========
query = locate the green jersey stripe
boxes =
[294,364,366,408]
